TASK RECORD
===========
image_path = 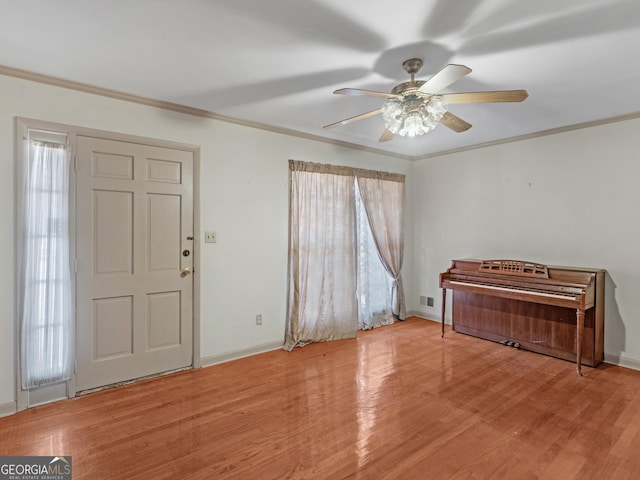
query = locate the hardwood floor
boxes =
[3,317,640,479]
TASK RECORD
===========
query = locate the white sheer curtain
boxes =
[20,140,74,388]
[356,175,406,320]
[355,186,394,330]
[284,161,358,350]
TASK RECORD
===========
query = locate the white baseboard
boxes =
[406,310,441,323]
[200,341,284,367]
[0,400,17,418]
[604,352,640,371]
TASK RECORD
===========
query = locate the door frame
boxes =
[15,117,201,410]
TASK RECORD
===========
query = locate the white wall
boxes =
[0,73,411,408]
[408,117,640,368]
[4,71,637,412]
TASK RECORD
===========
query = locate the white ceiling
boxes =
[2,0,640,159]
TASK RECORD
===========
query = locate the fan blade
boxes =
[418,64,472,94]
[379,129,395,142]
[334,88,399,99]
[323,108,383,129]
[441,90,529,104]
[439,111,472,132]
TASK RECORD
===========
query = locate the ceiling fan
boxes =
[323,58,528,142]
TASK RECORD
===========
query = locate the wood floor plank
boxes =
[2,317,640,479]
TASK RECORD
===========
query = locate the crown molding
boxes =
[2,64,639,163]
[413,111,640,161]
[0,65,415,160]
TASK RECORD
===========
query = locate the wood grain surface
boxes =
[1,317,639,479]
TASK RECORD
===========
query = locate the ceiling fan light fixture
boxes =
[327,60,527,142]
[381,99,404,132]
[382,94,448,137]
[400,113,427,137]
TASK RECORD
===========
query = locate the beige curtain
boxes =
[284,161,358,350]
[356,174,406,320]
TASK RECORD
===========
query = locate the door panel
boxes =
[76,137,193,392]
[93,296,134,359]
[94,190,133,274]
[147,291,182,349]
[148,194,181,271]
[93,152,134,179]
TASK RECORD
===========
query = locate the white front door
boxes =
[75,136,194,392]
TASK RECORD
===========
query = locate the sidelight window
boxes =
[19,133,74,388]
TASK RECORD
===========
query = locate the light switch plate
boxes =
[204,231,217,243]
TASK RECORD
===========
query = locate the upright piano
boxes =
[440,259,605,375]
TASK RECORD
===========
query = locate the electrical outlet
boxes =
[419,295,427,306]
[256,314,262,326]
[204,231,217,243]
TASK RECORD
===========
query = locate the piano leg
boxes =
[441,288,447,338]
[576,308,584,376]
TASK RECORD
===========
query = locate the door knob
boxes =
[181,267,191,277]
